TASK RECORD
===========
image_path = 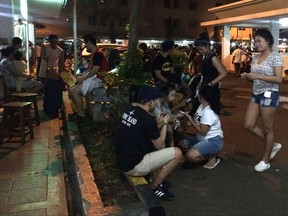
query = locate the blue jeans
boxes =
[183,135,224,157]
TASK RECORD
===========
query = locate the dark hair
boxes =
[199,85,217,113]
[13,51,23,61]
[194,32,210,47]
[48,34,58,42]
[161,40,174,52]
[83,34,97,46]
[0,46,15,57]
[139,42,148,51]
[12,37,22,46]
[254,28,274,47]
[160,84,175,97]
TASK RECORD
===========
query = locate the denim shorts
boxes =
[183,135,224,157]
[251,91,279,108]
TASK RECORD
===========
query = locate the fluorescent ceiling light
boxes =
[20,0,28,20]
[279,18,288,26]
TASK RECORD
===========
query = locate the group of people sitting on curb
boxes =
[114,28,284,201]
[63,33,226,201]
[112,34,226,201]
[65,30,283,201]
[115,84,224,201]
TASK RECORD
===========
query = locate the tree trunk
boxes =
[128,0,139,50]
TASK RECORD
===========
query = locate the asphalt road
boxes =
[163,73,288,216]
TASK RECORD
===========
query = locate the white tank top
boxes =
[45,44,63,69]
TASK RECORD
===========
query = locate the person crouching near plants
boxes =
[179,85,224,169]
[154,84,186,147]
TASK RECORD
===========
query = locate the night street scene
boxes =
[0,0,288,215]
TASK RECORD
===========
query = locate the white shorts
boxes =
[126,147,175,176]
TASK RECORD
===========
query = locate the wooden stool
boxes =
[0,102,34,145]
[11,92,40,126]
[3,85,17,103]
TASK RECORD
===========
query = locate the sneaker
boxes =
[270,143,282,160]
[148,178,171,189]
[153,184,174,201]
[203,158,220,169]
[254,161,270,172]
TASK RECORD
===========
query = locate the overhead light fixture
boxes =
[62,0,67,8]
[20,0,28,20]
[279,18,288,26]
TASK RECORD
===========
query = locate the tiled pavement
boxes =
[0,97,68,216]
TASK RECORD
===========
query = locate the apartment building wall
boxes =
[75,0,237,40]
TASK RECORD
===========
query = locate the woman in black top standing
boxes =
[192,34,227,115]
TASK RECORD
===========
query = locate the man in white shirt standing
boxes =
[232,45,246,77]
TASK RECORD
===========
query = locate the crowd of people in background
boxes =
[0,28,284,201]
[115,28,284,201]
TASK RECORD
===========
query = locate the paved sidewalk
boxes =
[0,97,68,216]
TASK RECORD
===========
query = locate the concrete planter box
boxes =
[62,93,165,216]
[85,87,129,122]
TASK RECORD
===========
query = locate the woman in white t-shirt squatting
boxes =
[179,85,224,169]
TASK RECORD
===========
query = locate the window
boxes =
[118,16,128,26]
[163,17,173,28]
[164,19,168,28]
[88,16,97,26]
[189,1,197,10]
[173,19,180,29]
[99,15,107,26]
[145,19,154,28]
[163,0,170,9]
[174,0,180,9]
[189,20,197,29]
[146,0,155,8]
[120,0,128,6]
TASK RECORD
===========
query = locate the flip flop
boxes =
[203,158,220,169]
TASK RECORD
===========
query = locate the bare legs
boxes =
[68,84,85,117]
[244,102,277,164]
[166,124,175,147]
[185,148,203,163]
[150,147,182,189]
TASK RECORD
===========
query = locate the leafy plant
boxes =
[171,48,189,74]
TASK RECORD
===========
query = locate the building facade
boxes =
[67,0,238,40]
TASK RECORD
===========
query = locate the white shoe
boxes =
[270,143,282,160]
[254,161,270,172]
[203,158,220,169]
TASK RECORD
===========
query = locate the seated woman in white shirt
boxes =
[180,85,224,169]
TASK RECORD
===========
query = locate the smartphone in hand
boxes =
[180,110,188,115]
[185,98,192,103]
